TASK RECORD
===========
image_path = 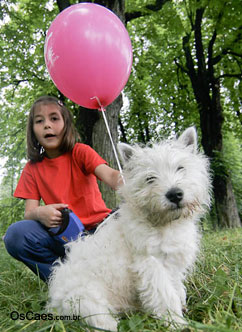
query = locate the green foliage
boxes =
[0,0,78,228]
[124,0,200,143]
[0,229,241,331]
[124,0,241,142]
[0,0,241,228]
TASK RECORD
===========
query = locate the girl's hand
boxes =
[35,204,68,228]
[24,199,68,228]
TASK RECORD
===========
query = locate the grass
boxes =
[0,228,241,332]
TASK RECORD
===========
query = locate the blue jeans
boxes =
[4,219,95,282]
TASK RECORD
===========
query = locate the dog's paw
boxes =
[86,315,118,332]
[158,312,187,330]
[169,315,188,330]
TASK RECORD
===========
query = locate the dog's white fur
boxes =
[47,127,211,331]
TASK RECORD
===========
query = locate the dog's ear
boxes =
[178,127,197,152]
[118,143,135,163]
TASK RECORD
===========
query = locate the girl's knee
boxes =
[4,222,25,258]
[4,220,39,257]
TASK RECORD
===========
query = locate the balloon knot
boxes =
[90,96,106,112]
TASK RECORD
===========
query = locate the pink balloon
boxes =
[44,3,132,109]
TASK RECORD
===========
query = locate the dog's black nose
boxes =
[166,187,184,204]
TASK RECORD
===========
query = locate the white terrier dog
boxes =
[48,127,211,331]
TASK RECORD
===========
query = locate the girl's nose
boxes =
[44,121,51,129]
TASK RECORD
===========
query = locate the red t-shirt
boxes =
[14,143,112,229]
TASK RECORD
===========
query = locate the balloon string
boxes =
[90,96,125,184]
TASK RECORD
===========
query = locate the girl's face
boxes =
[33,103,65,159]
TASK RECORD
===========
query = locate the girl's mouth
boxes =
[44,134,56,138]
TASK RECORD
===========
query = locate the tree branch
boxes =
[12,79,30,87]
[56,0,70,12]
[174,57,189,74]
[208,30,217,65]
[226,50,242,58]
[184,0,194,30]
[182,34,197,83]
[210,24,242,65]
[125,0,170,23]
[217,73,242,79]
[207,30,217,85]
[125,10,146,23]
[194,7,206,75]
[146,0,169,11]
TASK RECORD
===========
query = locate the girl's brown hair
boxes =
[27,96,80,162]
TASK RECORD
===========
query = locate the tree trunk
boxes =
[200,82,241,228]
[75,96,122,209]
[213,173,241,228]
[92,95,122,208]
[181,8,241,228]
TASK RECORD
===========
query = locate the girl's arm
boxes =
[94,164,123,190]
[24,199,68,228]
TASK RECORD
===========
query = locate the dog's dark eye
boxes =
[177,166,184,172]
[146,176,156,184]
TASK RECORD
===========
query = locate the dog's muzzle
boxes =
[165,187,184,207]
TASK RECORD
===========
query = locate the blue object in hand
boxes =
[48,208,85,243]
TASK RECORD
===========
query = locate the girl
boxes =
[4,96,121,282]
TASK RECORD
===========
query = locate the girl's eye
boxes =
[35,119,43,124]
[146,176,156,184]
[51,117,59,121]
